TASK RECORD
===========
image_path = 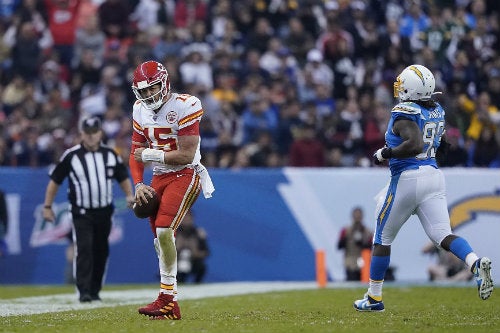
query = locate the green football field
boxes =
[1,282,499,333]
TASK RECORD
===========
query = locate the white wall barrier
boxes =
[0,167,498,284]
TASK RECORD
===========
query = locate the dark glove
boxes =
[436,136,450,167]
[373,147,392,165]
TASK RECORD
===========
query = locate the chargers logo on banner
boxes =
[449,190,500,230]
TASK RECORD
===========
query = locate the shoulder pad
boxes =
[391,102,422,115]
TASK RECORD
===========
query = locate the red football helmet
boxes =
[132,61,171,110]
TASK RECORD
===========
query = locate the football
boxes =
[133,191,159,219]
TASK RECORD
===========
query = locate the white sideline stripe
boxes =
[0,281,318,317]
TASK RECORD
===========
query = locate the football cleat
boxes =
[353,293,385,312]
[472,257,493,300]
[138,293,181,320]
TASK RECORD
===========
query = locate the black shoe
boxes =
[79,293,92,303]
[91,294,101,301]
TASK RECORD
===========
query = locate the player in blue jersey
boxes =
[353,65,493,312]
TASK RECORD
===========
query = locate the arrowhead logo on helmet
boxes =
[132,61,171,111]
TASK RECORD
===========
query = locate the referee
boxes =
[42,116,135,302]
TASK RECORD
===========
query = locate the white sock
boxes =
[156,228,178,300]
[465,253,479,270]
[368,280,384,301]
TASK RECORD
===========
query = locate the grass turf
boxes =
[1,284,499,333]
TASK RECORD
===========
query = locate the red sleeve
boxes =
[129,131,147,185]
[178,120,199,136]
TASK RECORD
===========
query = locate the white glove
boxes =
[373,147,392,165]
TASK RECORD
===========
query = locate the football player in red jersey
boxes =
[129,60,214,320]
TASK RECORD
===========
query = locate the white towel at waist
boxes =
[194,164,215,198]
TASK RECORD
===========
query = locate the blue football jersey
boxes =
[385,101,445,175]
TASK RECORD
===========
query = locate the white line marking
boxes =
[0,281,318,317]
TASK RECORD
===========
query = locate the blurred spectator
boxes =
[71,48,102,89]
[316,17,354,65]
[363,102,389,159]
[245,17,274,54]
[0,138,11,166]
[311,83,336,129]
[44,0,80,68]
[283,16,315,64]
[0,1,498,171]
[179,48,213,90]
[276,99,303,156]
[176,210,209,284]
[485,69,500,110]
[3,19,52,81]
[73,15,106,68]
[174,0,207,32]
[245,130,279,167]
[302,48,334,87]
[422,242,473,282]
[78,83,106,119]
[241,97,278,145]
[462,91,499,143]
[130,0,175,33]
[326,146,345,167]
[2,75,27,114]
[467,15,496,63]
[14,0,47,34]
[330,99,364,165]
[181,20,212,61]
[33,60,71,105]
[98,0,132,38]
[337,206,373,281]
[436,127,469,167]
[10,125,54,166]
[211,101,243,147]
[127,30,155,66]
[471,126,499,167]
[101,104,124,141]
[103,31,133,67]
[151,25,184,62]
[209,0,232,41]
[238,49,270,83]
[288,123,325,167]
[199,116,218,164]
[418,9,451,65]
[399,1,430,52]
[211,71,239,110]
[347,2,381,61]
[379,19,412,65]
[75,0,99,29]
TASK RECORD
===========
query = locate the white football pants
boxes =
[374,165,452,246]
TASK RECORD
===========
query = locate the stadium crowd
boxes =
[0,0,498,169]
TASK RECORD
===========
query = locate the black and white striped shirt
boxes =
[50,143,130,209]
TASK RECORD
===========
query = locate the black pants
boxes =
[72,207,113,297]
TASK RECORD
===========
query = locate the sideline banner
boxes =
[0,167,498,284]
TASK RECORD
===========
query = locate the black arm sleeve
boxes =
[436,136,450,167]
